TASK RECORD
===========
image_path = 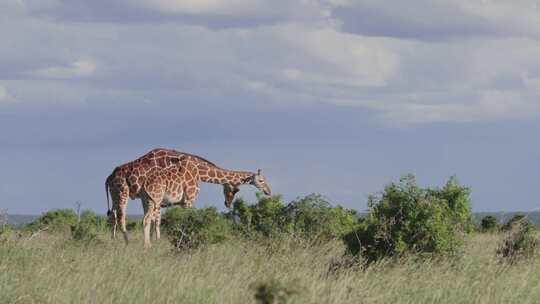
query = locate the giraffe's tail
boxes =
[105,174,112,216]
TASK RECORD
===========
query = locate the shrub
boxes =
[497,216,538,261]
[343,175,471,263]
[26,209,78,233]
[162,207,232,250]
[480,215,499,232]
[231,193,358,241]
[250,194,289,236]
[428,176,473,232]
[79,209,108,231]
[70,222,101,244]
[284,194,357,241]
[231,194,289,237]
[230,197,253,231]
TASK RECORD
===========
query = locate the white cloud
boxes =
[22,0,331,28]
[31,58,96,79]
[335,88,540,125]
[132,0,265,15]
[457,0,540,36]
[328,0,540,40]
[278,26,399,87]
[476,90,538,119]
[3,0,540,126]
[127,0,334,23]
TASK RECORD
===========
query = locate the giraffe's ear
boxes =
[257,169,262,175]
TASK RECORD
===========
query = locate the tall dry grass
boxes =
[1,231,539,303]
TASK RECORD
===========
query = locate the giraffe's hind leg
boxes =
[111,209,118,240]
[119,202,129,244]
[110,209,117,239]
[110,181,129,244]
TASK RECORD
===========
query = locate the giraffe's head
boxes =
[251,169,271,196]
[223,184,240,208]
[223,170,271,208]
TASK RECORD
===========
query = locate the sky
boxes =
[1,0,539,214]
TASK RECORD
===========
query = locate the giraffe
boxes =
[138,163,196,248]
[105,148,271,247]
[105,148,186,244]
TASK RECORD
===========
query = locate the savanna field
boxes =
[3,230,540,304]
[2,177,540,304]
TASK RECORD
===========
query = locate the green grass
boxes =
[1,231,540,303]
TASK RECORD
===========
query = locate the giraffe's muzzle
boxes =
[263,185,271,196]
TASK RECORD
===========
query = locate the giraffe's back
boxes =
[108,149,186,198]
[107,148,218,204]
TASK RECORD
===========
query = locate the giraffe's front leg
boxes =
[153,207,161,241]
[141,178,165,248]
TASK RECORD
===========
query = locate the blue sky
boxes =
[1,0,539,214]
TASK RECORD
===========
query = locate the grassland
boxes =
[1,231,540,304]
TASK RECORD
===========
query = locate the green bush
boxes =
[480,215,499,232]
[230,198,253,231]
[231,194,289,237]
[26,209,78,233]
[70,222,101,244]
[231,193,358,241]
[80,210,108,231]
[284,194,357,241]
[162,207,232,250]
[428,176,473,232]
[250,194,289,236]
[497,217,538,261]
[343,175,471,263]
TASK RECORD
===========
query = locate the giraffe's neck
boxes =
[198,166,253,186]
